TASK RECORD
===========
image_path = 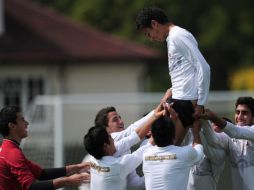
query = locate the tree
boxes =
[35,0,254,91]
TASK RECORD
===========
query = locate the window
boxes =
[2,78,22,106]
[28,78,44,104]
[0,77,45,110]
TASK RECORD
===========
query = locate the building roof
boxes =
[0,0,161,62]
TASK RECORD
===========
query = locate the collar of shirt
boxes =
[3,138,20,146]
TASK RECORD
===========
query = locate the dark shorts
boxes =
[167,97,195,128]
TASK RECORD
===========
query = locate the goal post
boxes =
[22,90,254,169]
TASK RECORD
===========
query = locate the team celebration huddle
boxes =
[1,6,254,190]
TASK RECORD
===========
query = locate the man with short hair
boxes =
[84,103,165,190]
[142,107,204,190]
[80,105,155,190]
[94,106,154,142]
[201,96,254,190]
[136,7,211,146]
[0,106,90,190]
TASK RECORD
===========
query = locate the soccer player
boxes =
[201,96,254,190]
[142,112,203,190]
[84,103,165,190]
[80,106,156,190]
[0,106,90,190]
[187,119,231,190]
[136,7,211,144]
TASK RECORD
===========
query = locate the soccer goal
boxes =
[21,91,254,169]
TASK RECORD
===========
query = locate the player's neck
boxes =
[5,134,22,144]
[168,23,175,32]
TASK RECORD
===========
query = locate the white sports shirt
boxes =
[188,126,226,190]
[166,26,210,106]
[143,144,203,190]
[90,133,151,190]
[203,121,254,190]
[79,110,154,190]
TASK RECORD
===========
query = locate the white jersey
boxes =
[111,110,154,190]
[79,132,141,190]
[166,26,210,106]
[202,121,254,190]
[143,144,203,190]
[80,111,154,190]
[188,122,226,190]
[111,110,154,142]
[90,143,150,190]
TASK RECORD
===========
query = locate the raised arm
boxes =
[222,122,254,141]
[199,115,230,150]
[111,110,155,142]
[164,103,189,145]
[135,103,164,139]
[202,109,227,129]
[201,108,254,141]
[113,103,164,157]
[187,122,204,164]
[191,119,202,147]
[120,143,152,178]
[199,131,226,165]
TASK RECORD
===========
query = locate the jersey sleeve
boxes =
[119,143,151,177]
[111,110,154,141]
[201,120,230,150]
[113,131,141,157]
[223,122,254,141]
[174,33,210,105]
[200,131,226,164]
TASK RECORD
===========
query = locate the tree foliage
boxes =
[35,0,254,91]
[230,67,254,90]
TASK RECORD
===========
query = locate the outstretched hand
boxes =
[67,173,90,186]
[66,162,91,176]
[200,108,227,129]
[200,109,214,120]
[76,162,91,174]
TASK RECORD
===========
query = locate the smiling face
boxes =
[106,111,124,134]
[235,104,253,126]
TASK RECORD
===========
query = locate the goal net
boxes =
[20,91,254,190]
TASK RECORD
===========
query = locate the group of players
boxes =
[0,6,254,190]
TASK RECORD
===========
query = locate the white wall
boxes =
[64,62,146,93]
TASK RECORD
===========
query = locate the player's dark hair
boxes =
[94,107,116,127]
[84,126,110,159]
[136,7,169,30]
[235,97,254,116]
[151,116,175,147]
[0,106,20,137]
